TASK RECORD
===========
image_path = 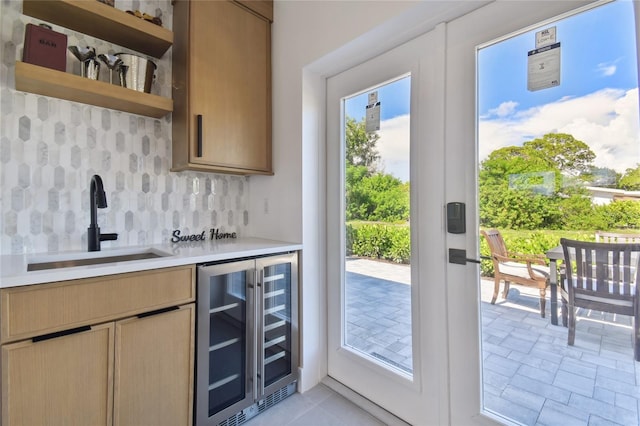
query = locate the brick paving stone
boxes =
[501,335,536,354]
[538,399,589,425]
[554,370,595,397]
[595,374,640,396]
[597,364,637,385]
[519,363,557,384]
[581,352,619,369]
[510,374,572,404]
[484,392,540,426]
[530,347,565,365]
[559,357,598,379]
[593,387,616,405]
[484,353,522,377]
[510,328,541,343]
[614,392,638,413]
[481,369,514,393]
[482,341,513,358]
[501,385,546,412]
[586,414,626,426]
[568,393,638,425]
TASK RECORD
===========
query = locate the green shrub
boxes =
[388,228,411,263]
[598,201,640,229]
[347,222,410,264]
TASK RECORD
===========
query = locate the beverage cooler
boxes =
[195,252,298,426]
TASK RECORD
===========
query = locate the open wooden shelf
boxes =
[15,61,173,118]
[22,0,173,58]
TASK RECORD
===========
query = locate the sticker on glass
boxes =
[365,91,380,133]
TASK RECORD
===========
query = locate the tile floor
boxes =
[243,383,385,426]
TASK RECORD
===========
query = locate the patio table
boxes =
[545,245,563,326]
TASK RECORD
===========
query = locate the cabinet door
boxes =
[189,0,271,173]
[113,304,195,426]
[1,323,114,426]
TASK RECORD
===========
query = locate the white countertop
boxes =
[0,238,302,288]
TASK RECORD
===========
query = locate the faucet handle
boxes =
[101,233,118,242]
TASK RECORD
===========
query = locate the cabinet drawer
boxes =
[1,265,195,343]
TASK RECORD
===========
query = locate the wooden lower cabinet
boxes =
[0,266,196,426]
[1,323,115,426]
[114,304,195,426]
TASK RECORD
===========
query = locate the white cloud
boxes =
[596,60,618,77]
[485,101,519,118]
[377,115,410,182]
[479,88,640,172]
[375,88,640,181]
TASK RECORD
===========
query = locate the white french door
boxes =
[324,2,601,425]
[326,26,449,425]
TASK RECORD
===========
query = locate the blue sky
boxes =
[479,0,639,173]
[344,0,639,180]
[345,77,411,181]
[345,77,410,122]
[478,0,638,117]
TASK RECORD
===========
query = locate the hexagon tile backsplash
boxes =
[0,0,249,255]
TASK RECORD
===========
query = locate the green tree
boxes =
[345,116,380,171]
[344,117,410,223]
[479,133,597,230]
[346,166,409,222]
[523,133,596,177]
[619,164,640,190]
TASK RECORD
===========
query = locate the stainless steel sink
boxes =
[27,248,173,272]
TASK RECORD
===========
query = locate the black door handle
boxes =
[449,248,489,265]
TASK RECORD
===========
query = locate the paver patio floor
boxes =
[345,258,640,426]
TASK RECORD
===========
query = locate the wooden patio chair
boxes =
[560,238,640,361]
[481,229,550,317]
[595,231,640,243]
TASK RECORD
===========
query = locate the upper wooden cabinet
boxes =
[172,0,273,175]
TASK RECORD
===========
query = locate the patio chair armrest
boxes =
[506,251,547,265]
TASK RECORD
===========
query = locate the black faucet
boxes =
[88,174,118,251]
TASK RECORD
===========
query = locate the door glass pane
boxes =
[208,271,247,416]
[477,2,640,424]
[263,262,293,387]
[343,75,413,375]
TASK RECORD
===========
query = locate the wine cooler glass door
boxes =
[257,253,299,397]
[197,260,255,425]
